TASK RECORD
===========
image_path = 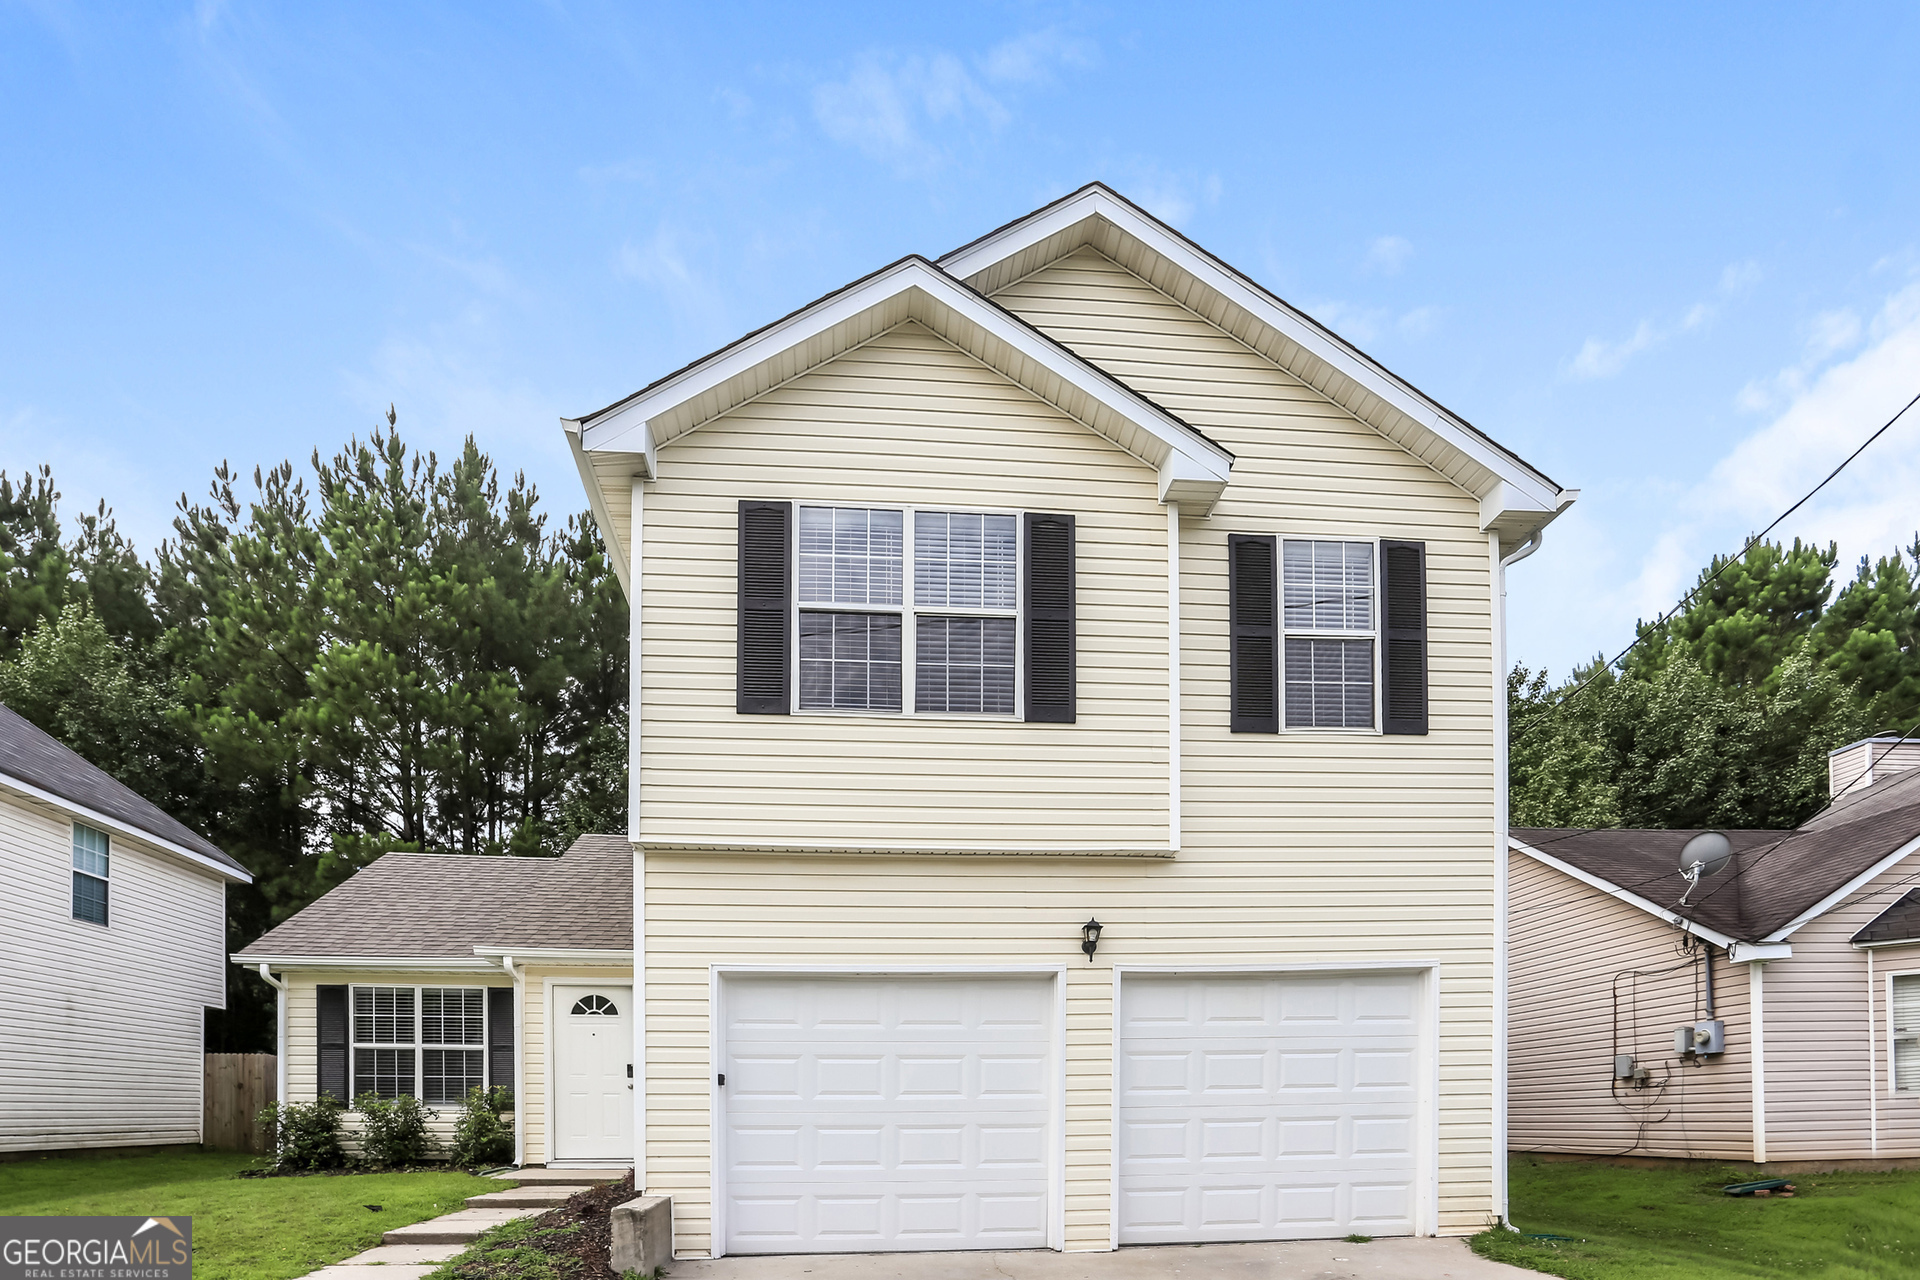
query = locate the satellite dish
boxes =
[1679,831,1732,878]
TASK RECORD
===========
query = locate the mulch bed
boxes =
[441,1171,637,1280]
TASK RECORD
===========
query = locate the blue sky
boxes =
[4,2,1919,676]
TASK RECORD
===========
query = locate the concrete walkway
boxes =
[298,1168,628,1280]
[663,1237,1536,1280]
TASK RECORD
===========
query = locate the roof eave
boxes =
[1509,835,1740,948]
[0,769,249,884]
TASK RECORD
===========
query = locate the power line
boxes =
[1514,387,1920,743]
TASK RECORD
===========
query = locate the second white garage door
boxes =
[1117,971,1424,1243]
[721,974,1054,1256]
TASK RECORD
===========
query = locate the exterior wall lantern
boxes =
[1080,918,1103,962]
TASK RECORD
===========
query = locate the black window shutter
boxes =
[1381,539,1429,735]
[486,987,514,1095]
[1024,513,1076,723]
[316,985,349,1103]
[1229,534,1279,733]
[737,501,792,714]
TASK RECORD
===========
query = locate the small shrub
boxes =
[355,1091,440,1166]
[451,1086,516,1168]
[258,1095,348,1171]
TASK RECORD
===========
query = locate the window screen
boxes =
[916,616,1016,714]
[799,611,902,711]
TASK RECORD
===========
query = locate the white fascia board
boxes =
[940,186,1566,512]
[0,771,250,885]
[229,954,499,971]
[1728,941,1793,962]
[1510,836,1737,948]
[565,421,633,597]
[471,946,635,965]
[577,257,1231,503]
[1763,832,1920,942]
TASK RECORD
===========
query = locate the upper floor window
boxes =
[1283,539,1376,730]
[71,822,109,926]
[796,505,1019,716]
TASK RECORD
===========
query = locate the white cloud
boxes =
[1363,235,1413,276]
[614,223,732,338]
[1625,278,1920,622]
[1566,259,1764,380]
[811,31,1093,172]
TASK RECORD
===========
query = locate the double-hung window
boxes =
[351,985,486,1104]
[1282,539,1377,730]
[71,822,109,926]
[1895,974,1920,1092]
[796,505,1019,716]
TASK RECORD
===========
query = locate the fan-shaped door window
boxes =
[570,994,619,1017]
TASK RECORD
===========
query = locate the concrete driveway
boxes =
[662,1237,1536,1279]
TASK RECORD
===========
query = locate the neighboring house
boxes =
[0,703,252,1154]
[250,183,1576,1257]
[232,836,631,1157]
[1510,735,1920,1166]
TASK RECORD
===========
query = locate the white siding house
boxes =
[0,704,251,1154]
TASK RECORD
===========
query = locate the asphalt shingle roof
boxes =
[0,702,246,878]
[1853,889,1920,945]
[1515,767,1920,942]
[233,834,631,960]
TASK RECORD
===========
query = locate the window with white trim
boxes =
[1282,539,1376,729]
[351,985,487,1104]
[796,505,1019,716]
[1895,974,1920,1091]
[71,822,109,926]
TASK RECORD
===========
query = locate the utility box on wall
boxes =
[1675,1020,1726,1057]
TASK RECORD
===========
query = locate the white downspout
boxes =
[1750,961,1768,1164]
[1167,501,1181,853]
[630,476,647,1182]
[256,964,288,1148]
[501,954,525,1167]
[1490,528,1541,1228]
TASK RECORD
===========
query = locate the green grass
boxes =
[1472,1156,1920,1279]
[0,1149,496,1280]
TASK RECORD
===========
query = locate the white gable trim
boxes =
[1510,836,1737,948]
[1764,832,1920,942]
[0,771,250,885]
[576,256,1233,514]
[941,185,1574,544]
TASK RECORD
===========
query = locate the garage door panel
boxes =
[724,975,1053,1256]
[1118,973,1422,1244]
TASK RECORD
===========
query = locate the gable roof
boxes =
[567,184,1577,592]
[232,834,630,962]
[0,702,248,882]
[938,183,1575,549]
[1514,767,1920,944]
[1853,889,1920,946]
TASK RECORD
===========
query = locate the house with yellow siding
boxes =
[237,184,1575,1260]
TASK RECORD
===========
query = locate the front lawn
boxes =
[0,1149,496,1280]
[1473,1156,1920,1278]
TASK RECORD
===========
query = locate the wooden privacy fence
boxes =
[204,1053,277,1153]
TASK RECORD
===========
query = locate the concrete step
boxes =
[466,1185,578,1210]
[381,1208,541,1246]
[486,1166,627,1186]
[341,1244,466,1265]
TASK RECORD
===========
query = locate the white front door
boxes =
[721,974,1054,1256]
[1117,971,1423,1243]
[553,985,633,1163]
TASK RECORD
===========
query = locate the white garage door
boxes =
[721,974,1053,1255]
[1117,971,1422,1244]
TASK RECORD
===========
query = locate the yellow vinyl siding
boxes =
[635,249,1502,1252]
[639,319,1171,851]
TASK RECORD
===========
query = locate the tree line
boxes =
[0,421,626,1050]
[1512,536,1920,831]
